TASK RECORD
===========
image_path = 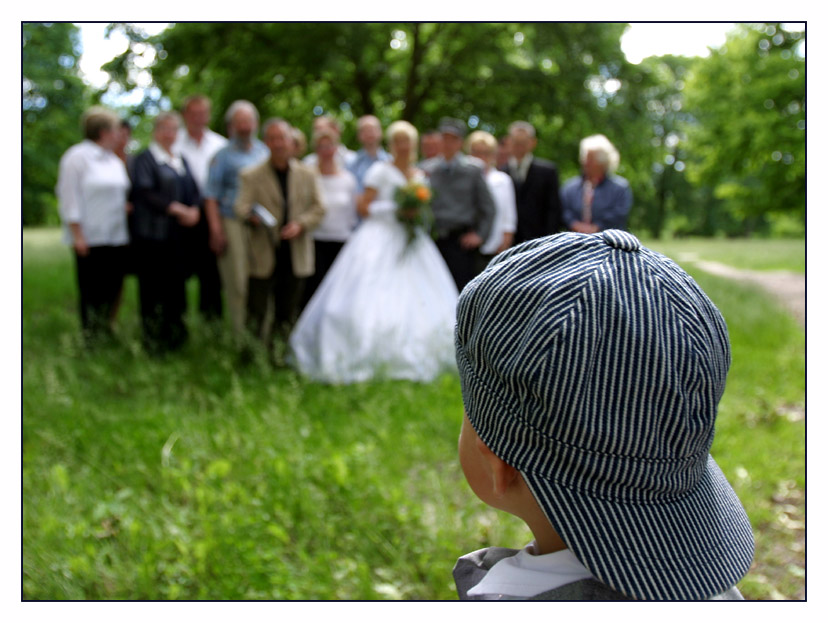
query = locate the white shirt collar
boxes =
[177,127,220,147]
[149,141,187,175]
[467,542,594,598]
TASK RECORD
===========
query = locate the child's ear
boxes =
[475,437,520,497]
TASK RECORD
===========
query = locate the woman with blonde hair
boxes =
[56,106,131,345]
[290,120,458,383]
[465,130,517,266]
[301,127,359,306]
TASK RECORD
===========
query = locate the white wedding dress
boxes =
[289,161,459,383]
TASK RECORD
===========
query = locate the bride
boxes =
[289,120,459,383]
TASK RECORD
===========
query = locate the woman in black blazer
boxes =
[130,112,201,353]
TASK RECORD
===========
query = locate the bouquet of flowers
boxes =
[394,181,434,249]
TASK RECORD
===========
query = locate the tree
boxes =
[613,54,703,238]
[103,22,628,157]
[682,23,805,236]
[23,23,88,225]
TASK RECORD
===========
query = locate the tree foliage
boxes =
[614,54,699,237]
[108,22,628,161]
[22,23,88,225]
[682,23,805,236]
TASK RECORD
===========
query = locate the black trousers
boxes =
[74,246,126,343]
[136,239,188,353]
[301,239,345,310]
[181,207,222,320]
[247,242,305,345]
[436,234,482,293]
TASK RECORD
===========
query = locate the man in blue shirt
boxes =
[347,114,391,191]
[204,100,270,337]
[560,134,632,233]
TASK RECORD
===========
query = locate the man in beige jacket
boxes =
[235,118,325,352]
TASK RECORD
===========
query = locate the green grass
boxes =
[642,236,806,273]
[22,228,804,600]
[682,268,805,600]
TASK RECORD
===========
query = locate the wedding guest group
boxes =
[56,100,632,381]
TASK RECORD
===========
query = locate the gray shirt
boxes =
[428,154,495,241]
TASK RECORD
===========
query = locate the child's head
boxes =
[455,230,754,600]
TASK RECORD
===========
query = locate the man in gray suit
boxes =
[429,117,496,292]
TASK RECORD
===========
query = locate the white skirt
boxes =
[289,213,459,383]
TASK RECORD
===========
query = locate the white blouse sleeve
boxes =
[56,147,86,225]
[499,175,517,233]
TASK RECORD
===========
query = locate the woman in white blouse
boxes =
[56,106,131,345]
[465,130,517,268]
[301,127,359,307]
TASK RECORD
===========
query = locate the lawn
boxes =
[642,236,806,273]
[22,229,805,600]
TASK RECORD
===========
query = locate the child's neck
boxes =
[529,525,568,555]
[514,476,568,555]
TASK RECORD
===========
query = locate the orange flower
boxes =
[415,186,431,202]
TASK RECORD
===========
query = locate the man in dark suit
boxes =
[505,121,562,244]
[429,117,496,292]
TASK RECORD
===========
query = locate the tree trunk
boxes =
[402,23,425,122]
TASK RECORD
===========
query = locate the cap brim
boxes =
[522,455,755,600]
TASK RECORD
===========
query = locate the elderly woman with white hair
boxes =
[560,134,632,233]
[290,120,458,384]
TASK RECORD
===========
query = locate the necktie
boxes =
[582,181,593,224]
[512,161,526,184]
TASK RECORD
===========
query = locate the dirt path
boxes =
[677,253,805,328]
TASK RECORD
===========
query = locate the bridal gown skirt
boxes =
[289,214,459,384]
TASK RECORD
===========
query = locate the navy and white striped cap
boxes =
[455,230,754,600]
